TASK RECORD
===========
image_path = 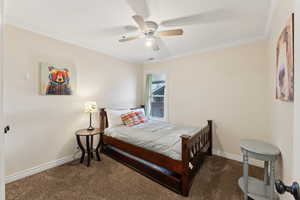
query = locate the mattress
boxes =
[104,120,206,160]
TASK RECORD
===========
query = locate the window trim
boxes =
[152,95,164,97]
[144,71,168,122]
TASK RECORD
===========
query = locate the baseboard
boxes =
[5,155,75,184]
[5,150,262,184]
[213,149,264,168]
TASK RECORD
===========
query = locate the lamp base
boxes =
[87,112,95,131]
[87,126,95,131]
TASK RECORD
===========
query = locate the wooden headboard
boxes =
[99,105,145,132]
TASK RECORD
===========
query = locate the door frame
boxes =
[0,0,4,198]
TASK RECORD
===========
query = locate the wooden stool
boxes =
[239,139,280,200]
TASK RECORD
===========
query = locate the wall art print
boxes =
[276,14,294,102]
[39,62,76,95]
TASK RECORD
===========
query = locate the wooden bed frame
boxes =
[99,107,212,196]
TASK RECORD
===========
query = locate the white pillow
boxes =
[106,109,131,127]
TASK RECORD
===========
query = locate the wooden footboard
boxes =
[99,107,213,196]
[181,120,213,196]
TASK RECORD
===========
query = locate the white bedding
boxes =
[104,120,207,160]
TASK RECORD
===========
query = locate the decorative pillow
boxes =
[121,112,141,127]
[132,108,146,116]
[135,111,147,123]
[106,109,131,127]
[131,108,148,121]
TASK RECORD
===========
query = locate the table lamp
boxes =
[84,101,98,130]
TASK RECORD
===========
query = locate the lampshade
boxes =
[84,101,98,113]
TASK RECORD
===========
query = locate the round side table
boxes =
[75,128,101,167]
[239,139,280,200]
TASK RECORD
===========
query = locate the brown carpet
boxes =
[6,155,263,200]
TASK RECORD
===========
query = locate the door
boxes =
[0,0,4,199]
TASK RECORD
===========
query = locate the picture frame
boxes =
[39,62,77,96]
[276,14,294,102]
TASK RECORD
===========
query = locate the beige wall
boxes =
[267,0,294,197]
[143,40,270,158]
[3,25,142,176]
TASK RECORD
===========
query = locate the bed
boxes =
[99,106,212,196]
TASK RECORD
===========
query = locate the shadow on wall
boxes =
[275,154,284,182]
[58,135,78,159]
[212,121,225,155]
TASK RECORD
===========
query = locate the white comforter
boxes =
[104,120,206,160]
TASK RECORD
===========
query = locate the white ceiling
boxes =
[5,0,273,63]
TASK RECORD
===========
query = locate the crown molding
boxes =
[144,36,267,65]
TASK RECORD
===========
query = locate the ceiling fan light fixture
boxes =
[145,37,154,47]
[145,40,153,47]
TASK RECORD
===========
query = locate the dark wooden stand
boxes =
[75,128,101,167]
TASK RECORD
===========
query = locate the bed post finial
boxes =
[181,135,191,196]
[181,135,191,165]
[207,120,213,156]
[100,108,107,133]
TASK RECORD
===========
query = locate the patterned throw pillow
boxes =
[121,112,141,127]
[135,111,147,123]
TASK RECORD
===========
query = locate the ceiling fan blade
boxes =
[133,15,148,32]
[159,29,183,37]
[119,35,140,42]
[127,0,150,18]
[99,25,138,36]
[160,9,232,27]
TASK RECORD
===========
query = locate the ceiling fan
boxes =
[117,0,231,55]
[119,14,184,52]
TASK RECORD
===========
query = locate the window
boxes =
[151,79,165,118]
[145,73,167,120]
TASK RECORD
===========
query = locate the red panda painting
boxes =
[46,66,72,95]
[40,63,76,95]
